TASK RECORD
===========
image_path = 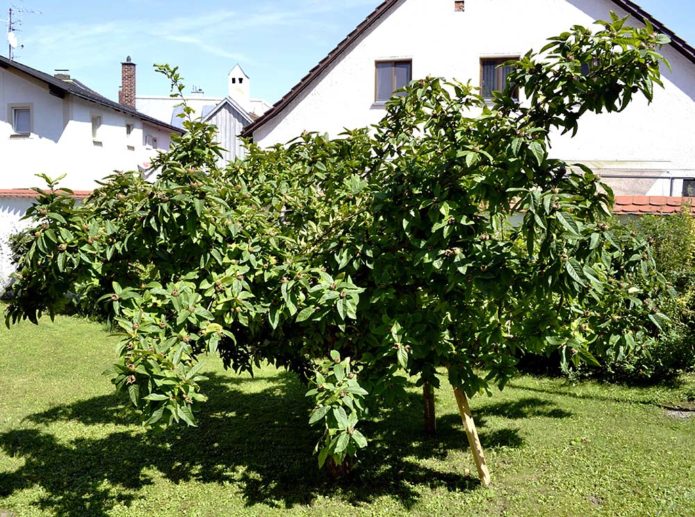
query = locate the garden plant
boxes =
[5,15,675,484]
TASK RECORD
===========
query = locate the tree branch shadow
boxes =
[0,372,535,515]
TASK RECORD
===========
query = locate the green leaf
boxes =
[309,405,329,425]
[178,405,197,427]
[352,430,368,448]
[335,433,350,454]
[128,384,140,407]
[333,407,349,429]
[556,212,580,237]
[296,306,316,322]
[529,141,545,165]
[565,259,586,287]
[397,346,408,369]
[144,393,169,401]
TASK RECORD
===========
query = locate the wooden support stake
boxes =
[453,387,492,487]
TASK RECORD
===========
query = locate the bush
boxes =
[614,209,695,381]
[519,209,695,383]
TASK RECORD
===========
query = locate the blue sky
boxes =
[2,0,694,105]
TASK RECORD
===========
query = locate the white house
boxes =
[137,64,269,162]
[243,0,695,205]
[0,55,183,290]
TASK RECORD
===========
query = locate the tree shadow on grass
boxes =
[0,372,552,516]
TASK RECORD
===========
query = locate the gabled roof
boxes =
[242,0,695,138]
[0,55,184,134]
[201,96,254,125]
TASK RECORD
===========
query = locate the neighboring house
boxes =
[0,55,183,291]
[137,64,269,162]
[243,0,695,203]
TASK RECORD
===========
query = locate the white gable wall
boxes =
[253,0,695,194]
[0,67,174,190]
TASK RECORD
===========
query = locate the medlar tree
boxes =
[7,14,672,484]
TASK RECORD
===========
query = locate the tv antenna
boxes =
[6,4,41,60]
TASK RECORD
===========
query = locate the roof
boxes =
[241,0,401,137]
[613,195,695,214]
[0,189,92,200]
[242,0,695,138]
[0,55,184,134]
[201,96,254,125]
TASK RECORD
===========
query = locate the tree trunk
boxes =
[453,386,492,487]
[423,382,437,436]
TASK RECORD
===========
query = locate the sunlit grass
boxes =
[1,313,694,516]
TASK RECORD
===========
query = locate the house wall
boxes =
[0,68,174,190]
[252,0,695,194]
[0,197,34,293]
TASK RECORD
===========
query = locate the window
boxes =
[91,115,102,141]
[375,60,412,103]
[144,134,158,149]
[480,58,518,100]
[683,179,695,197]
[126,123,134,137]
[11,107,31,135]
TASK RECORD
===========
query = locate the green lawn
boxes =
[1,313,694,516]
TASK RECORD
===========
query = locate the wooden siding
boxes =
[208,103,248,162]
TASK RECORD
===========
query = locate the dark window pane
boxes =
[376,62,393,102]
[683,179,695,197]
[376,61,412,102]
[481,61,497,99]
[13,108,30,134]
[394,62,412,92]
[481,59,518,99]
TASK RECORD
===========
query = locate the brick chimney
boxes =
[118,56,136,109]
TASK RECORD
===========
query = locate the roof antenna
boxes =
[6,4,41,60]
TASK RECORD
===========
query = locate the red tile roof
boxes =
[613,196,695,214]
[0,189,92,200]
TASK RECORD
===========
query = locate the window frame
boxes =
[479,56,519,101]
[9,105,32,136]
[91,114,103,144]
[144,134,158,149]
[374,59,413,104]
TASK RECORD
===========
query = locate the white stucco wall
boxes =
[0,197,34,294]
[0,68,174,190]
[252,0,695,194]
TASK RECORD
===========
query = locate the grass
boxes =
[1,313,694,516]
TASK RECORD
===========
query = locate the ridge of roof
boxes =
[241,0,401,138]
[242,0,695,139]
[201,96,254,125]
[0,55,184,134]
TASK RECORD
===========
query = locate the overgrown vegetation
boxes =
[5,15,676,473]
[605,210,695,381]
[521,208,695,383]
